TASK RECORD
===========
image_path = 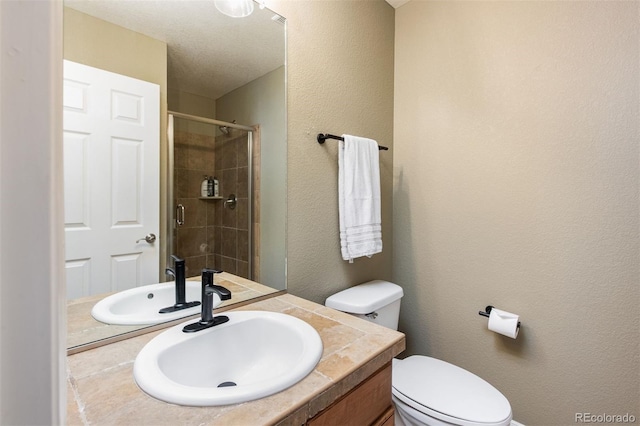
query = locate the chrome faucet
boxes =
[159,255,201,313]
[183,269,231,333]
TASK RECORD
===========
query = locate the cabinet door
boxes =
[308,363,393,426]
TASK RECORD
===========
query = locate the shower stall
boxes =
[167,111,259,280]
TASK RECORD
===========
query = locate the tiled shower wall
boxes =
[172,128,259,279]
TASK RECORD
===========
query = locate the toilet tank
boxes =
[325,280,404,330]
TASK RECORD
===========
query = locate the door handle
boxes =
[176,204,185,226]
[136,233,157,244]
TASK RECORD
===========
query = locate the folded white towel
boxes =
[339,134,383,262]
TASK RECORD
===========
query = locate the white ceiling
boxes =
[66,0,286,100]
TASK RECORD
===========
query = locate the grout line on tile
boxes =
[75,359,135,380]
[67,374,89,426]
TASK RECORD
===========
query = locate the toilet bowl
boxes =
[325,280,512,426]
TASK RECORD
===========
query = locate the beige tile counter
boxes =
[67,290,405,425]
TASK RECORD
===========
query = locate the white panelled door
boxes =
[63,60,160,299]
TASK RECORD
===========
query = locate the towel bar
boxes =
[317,133,389,150]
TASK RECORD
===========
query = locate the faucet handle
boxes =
[207,285,231,301]
[201,270,230,299]
[201,269,229,299]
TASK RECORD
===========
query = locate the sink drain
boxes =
[217,381,237,388]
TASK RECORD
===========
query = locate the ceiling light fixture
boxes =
[214,0,254,18]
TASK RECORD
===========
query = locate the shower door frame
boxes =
[167,111,255,280]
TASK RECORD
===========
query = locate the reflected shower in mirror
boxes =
[169,114,256,281]
[63,0,286,351]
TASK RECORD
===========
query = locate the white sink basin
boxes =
[133,310,323,406]
[91,281,202,325]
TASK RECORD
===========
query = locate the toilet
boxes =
[325,280,512,426]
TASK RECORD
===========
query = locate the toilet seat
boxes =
[393,356,512,426]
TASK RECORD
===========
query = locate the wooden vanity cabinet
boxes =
[307,362,394,426]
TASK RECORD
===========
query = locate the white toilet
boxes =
[325,280,512,426]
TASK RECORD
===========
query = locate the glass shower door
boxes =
[167,112,254,280]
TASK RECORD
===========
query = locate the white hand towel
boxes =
[339,134,383,262]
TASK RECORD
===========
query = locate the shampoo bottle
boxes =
[212,177,220,197]
[201,176,209,197]
[207,176,214,197]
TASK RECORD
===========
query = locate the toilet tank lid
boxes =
[325,280,403,314]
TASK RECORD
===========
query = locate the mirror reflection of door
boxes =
[63,60,160,299]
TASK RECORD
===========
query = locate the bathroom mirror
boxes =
[64,0,286,351]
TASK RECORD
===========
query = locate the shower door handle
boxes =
[176,204,185,226]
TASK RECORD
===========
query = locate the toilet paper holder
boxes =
[478,306,521,330]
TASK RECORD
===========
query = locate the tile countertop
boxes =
[67,291,406,426]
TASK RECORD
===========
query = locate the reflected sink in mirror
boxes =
[133,311,323,406]
[91,281,202,326]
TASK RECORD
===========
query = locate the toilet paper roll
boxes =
[488,308,520,339]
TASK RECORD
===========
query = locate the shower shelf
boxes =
[198,196,224,200]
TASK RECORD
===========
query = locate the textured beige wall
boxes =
[168,90,216,119]
[394,1,639,424]
[168,89,216,136]
[269,0,395,303]
[63,8,167,91]
[63,8,169,276]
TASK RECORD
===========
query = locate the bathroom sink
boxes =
[91,281,202,325]
[133,310,323,406]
